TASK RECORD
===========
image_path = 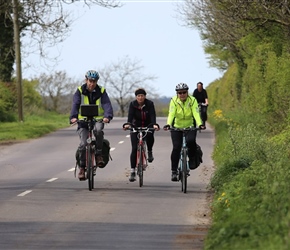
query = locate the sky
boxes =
[22,1,222,97]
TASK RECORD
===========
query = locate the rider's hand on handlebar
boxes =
[163,124,170,131]
[123,124,131,130]
[70,118,78,124]
[103,117,110,123]
[153,124,160,131]
[199,125,206,130]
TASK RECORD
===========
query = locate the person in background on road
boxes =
[163,83,205,182]
[70,70,113,180]
[123,88,160,182]
[192,81,208,126]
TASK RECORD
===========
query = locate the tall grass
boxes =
[205,110,290,250]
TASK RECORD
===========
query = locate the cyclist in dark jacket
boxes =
[192,82,208,126]
[123,88,159,182]
[70,70,113,180]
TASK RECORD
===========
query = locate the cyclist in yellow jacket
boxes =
[163,83,205,181]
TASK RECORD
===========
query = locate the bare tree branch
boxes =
[99,56,158,117]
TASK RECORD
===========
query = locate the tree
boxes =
[178,0,290,71]
[0,0,121,82]
[36,71,79,113]
[1,0,121,122]
[0,1,14,82]
[99,56,158,117]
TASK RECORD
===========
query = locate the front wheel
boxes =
[137,147,143,187]
[87,147,94,191]
[181,150,187,193]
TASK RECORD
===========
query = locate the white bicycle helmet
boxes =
[175,83,189,91]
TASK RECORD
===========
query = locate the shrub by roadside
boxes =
[204,110,290,250]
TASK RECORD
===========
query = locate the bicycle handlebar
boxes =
[70,118,104,127]
[168,126,201,132]
[122,122,160,132]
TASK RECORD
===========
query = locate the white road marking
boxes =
[17,190,32,197]
[68,168,75,172]
[110,148,115,151]
[119,141,124,144]
[46,178,58,182]
[126,135,130,138]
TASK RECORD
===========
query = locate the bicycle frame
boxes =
[136,131,148,187]
[169,127,200,193]
[179,130,189,193]
[75,117,103,191]
[123,122,157,187]
[86,118,96,191]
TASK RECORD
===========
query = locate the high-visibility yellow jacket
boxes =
[167,95,202,128]
[77,86,105,120]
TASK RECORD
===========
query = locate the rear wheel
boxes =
[87,147,94,191]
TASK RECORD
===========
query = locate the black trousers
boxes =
[200,105,208,123]
[170,130,197,172]
[130,131,154,169]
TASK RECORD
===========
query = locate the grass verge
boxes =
[0,112,69,143]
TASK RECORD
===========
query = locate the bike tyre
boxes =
[181,149,187,193]
[87,147,94,191]
[137,146,143,187]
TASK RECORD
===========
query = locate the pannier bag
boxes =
[75,138,112,169]
[196,144,203,167]
[99,138,112,168]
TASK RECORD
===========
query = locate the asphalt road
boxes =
[0,117,215,250]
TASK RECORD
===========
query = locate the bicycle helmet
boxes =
[85,70,100,81]
[175,82,189,91]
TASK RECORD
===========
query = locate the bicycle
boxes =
[168,126,200,193]
[123,122,159,187]
[73,104,103,191]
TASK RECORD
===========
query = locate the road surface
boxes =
[0,117,215,250]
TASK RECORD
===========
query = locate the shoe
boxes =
[129,171,136,182]
[78,168,86,181]
[189,157,197,170]
[171,171,178,182]
[148,151,154,163]
[96,155,104,167]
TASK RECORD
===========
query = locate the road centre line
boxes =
[17,190,32,197]
[119,141,124,144]
[46,178,58,182]
[68,168,75,172]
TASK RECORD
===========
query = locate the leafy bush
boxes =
[0,82,17,122]
[205,109,290,250]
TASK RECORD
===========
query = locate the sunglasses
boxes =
[177,91,187,95]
